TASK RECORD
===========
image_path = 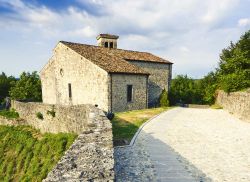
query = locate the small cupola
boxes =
[96,34,119,48]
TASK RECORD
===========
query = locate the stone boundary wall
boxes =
[216,89,250,122]
[10,100,96,134]
[44,106,114,181]
[0,100,114,181]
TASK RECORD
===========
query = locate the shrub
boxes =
[36,112,43,120]
[159,89,169,107]
[0,109,19,119]
[47,105,56,117]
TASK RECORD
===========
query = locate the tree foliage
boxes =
[0,72,16,102]
[169,75,203,105]
[217,30,250,92]
[9,72,42,101]
[159,89,169,107]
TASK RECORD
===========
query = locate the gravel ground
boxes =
[114,108,250,182]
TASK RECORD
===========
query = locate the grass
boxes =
[210,104,223,109]
[0,125,77,182]
[0,109,19,119]
[111,107,170,145]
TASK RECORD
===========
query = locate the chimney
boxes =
[96,34,119,48]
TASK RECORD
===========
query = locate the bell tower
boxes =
[96,34,119,48]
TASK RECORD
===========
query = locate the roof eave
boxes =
[109,72,150,76]
[125,59,173,64]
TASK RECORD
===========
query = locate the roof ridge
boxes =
[59,40,149,54]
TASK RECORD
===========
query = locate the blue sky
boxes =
[0,0,249,78]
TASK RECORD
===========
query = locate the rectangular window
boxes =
[127,85,133,102]
[104,42,109,48]
[110,42,113,48]
[68,83,72,99]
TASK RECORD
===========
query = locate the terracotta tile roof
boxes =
[109,48,173,64]
[60,41,172,75]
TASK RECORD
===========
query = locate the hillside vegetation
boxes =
[0,125,77,182]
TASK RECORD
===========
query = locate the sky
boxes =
[0,0,249,78]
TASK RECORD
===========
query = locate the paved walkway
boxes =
[114,107,250,182]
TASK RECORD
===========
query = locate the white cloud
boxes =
[200,0,239,24]
[68,26,97,37]
[238,18,250,27]
[0,0,249,77]
[180,46,190,53]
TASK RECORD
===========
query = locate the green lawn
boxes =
[111,107,170,146]
[0,125,77,182]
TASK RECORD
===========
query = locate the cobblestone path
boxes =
[114,108,250,182]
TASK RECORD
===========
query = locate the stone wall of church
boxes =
[128,61,171,107]
[40,56,57,104]
[111,74,148,112]
[41,43,109,111]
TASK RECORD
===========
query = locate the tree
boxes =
[159,89,169,107]
[9,72,42,101]
[218,30,250,92]
[0,72,16,102]
[169,75,203,105]
[199,71,218,105]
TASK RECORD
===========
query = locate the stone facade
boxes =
[128,61,172,107]
[41,43,109,111]
[110,74,148,112]
[216,89,250,122]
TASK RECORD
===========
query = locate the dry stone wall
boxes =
[0,115,26,126]
[11,100,96,134]
[216,89,250,122]
[43,106,114,181]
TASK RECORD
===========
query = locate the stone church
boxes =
[40,34,173,112]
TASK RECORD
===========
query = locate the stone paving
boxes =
[114,139,156,182]
[114,107,250,182]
